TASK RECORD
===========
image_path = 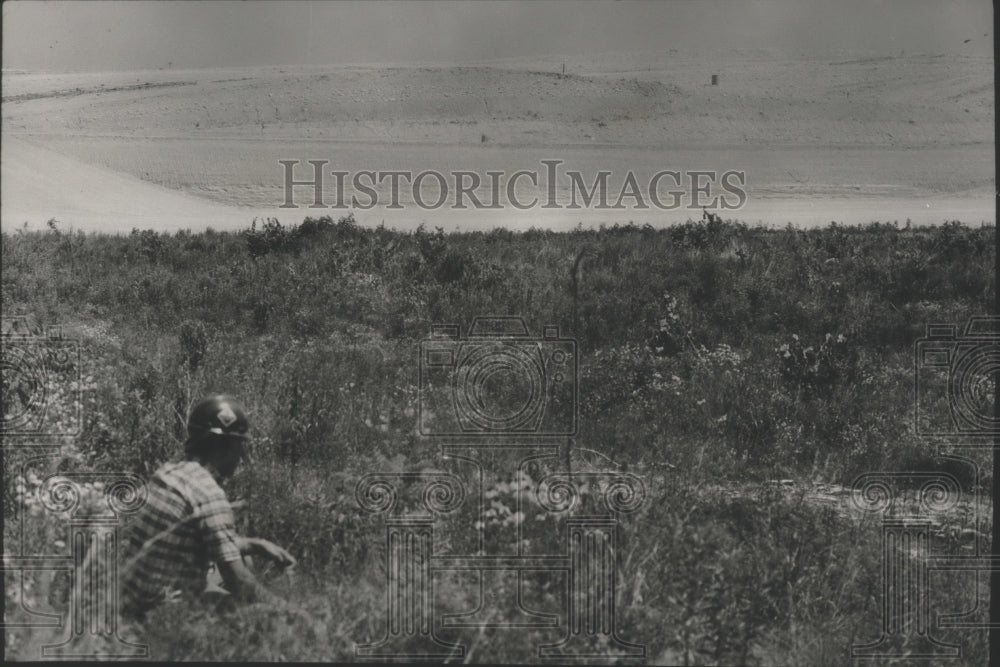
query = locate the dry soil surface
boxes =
[2,51,993,233]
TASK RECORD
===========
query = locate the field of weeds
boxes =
[2,216,995,663]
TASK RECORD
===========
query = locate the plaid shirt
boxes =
[119,460,242,617]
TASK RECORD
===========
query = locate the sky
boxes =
[2,0,993,72]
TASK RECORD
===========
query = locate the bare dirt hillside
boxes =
[1,52,993,232]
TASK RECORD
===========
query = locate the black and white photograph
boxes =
[1,0,996,663]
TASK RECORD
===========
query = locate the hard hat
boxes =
[185,395,250,453]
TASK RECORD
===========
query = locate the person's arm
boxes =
[216,557,279,604]
[237,536,297,568]
[198,488,288,604]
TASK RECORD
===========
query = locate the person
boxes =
[118,395,296,622]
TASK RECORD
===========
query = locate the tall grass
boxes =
[3,216,994,662]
